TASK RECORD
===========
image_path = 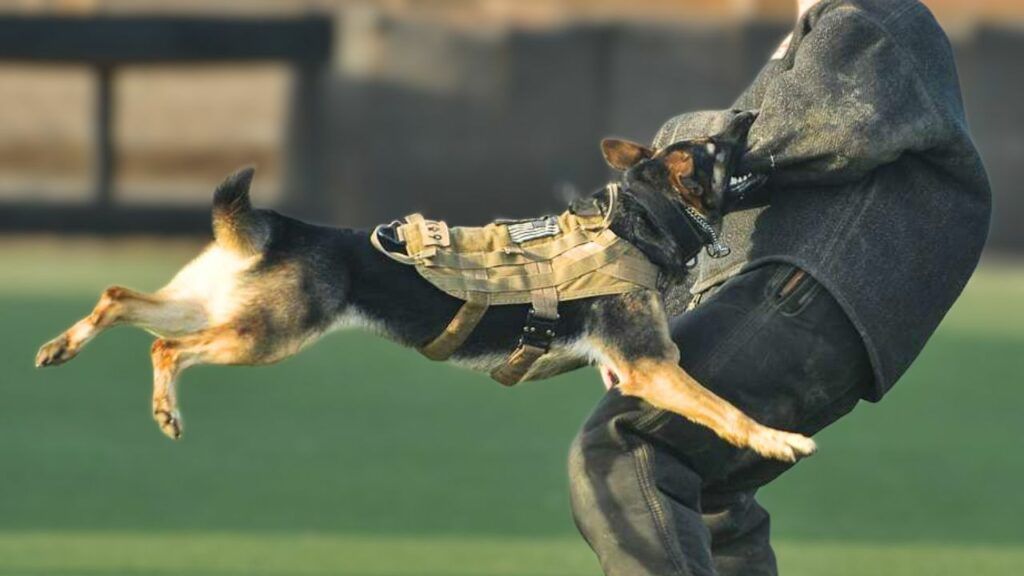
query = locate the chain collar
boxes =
[683,205,731,258]
[603,180,731,262]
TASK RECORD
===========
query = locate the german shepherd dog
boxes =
[35,112,816,463]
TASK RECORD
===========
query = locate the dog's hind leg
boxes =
[36,286,207,368]
[148,321,304,440]
[588,291,816,463]
[150,325,248,440]
[150,337,187,439]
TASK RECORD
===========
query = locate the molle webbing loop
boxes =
[420,227,600,269]
[370,189,659,386]
[489,262,560,386]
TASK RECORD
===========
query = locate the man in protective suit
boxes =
[568,0,992,574]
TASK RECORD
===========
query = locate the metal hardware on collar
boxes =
[683,205,731,258]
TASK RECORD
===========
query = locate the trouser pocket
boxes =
[767,265,822,316]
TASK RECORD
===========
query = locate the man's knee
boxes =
[566,399,704,535]
[567,416,717,576]
[567,409,645,543]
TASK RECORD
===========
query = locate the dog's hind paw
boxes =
[35,334,78,368]
[749,429,817,463]
[153,408,183,440]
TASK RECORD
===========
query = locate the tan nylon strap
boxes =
[420,239,634,294]
[421,227,612,270]
[529,261,560,319]
[403,214,425,254]
[599,253,661,288]
[418,292,490,361]
[401,214,447,260]
[490,344,548,387]
[417,218,450,248]
[489,262,559,387]
[369,224,417,265]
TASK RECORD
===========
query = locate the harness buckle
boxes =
[520,308,559,351]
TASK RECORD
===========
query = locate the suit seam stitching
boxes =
[631,439,689,576]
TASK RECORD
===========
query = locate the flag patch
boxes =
[506,217,561,244]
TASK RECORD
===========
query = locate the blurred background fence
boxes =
[0,0,1021,251]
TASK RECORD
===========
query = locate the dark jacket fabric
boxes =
[653,0,991,398]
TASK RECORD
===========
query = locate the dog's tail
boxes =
[212,166,269,255]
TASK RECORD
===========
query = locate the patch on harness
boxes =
[505,216,560,244]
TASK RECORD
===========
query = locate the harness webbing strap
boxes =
[370,223,416,265]
[490,343,548,387]
[370,188,660,387]
[530,263,560,319]
[418,292,490,361]
[421,227,601,270]
[420,238,634,294]
[490,262,559,386]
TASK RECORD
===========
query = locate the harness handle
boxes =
[370,223,417,265]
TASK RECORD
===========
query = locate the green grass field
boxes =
[2,239,1022,576]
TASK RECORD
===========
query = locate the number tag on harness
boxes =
[506,216,560,244]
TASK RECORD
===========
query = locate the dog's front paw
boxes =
[748,428,817,463]
[35,334,78,368]
[153,408,183,440]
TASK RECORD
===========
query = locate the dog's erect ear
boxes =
[601,138,654,171]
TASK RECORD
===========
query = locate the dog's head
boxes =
[600,111,757,223]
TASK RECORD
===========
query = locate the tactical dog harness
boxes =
[371,184,667,386]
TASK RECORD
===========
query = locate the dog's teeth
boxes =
[730,173,754,187]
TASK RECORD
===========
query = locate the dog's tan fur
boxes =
[38,229,816,463]
[586,291,816,462]
[38,265,815,462]
[36,244,317,439]
[37,120,817,464]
